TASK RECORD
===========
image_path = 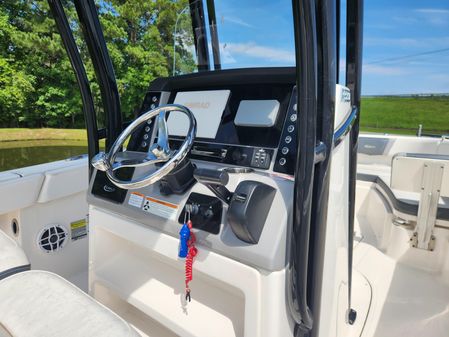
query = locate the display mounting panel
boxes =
[167,84,292,149]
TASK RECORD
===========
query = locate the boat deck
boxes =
[355,178,449,337]
[355,241,449,337]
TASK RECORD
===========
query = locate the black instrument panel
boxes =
[166,84,291,149]
[129,68,298,175]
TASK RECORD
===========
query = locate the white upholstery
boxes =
[391,155,449,197]
[0,230,29,278]
[391,155,449,209]
[0,271,140,337]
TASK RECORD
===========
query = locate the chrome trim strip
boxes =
[333,106,358,147]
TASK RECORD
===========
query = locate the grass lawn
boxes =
[1,96,449,143]
[0,128,87,142]
[360,95,449,135]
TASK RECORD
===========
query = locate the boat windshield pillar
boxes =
[206,0,221,70]
[189,0,211,72]
[74,0,123,151]
[48,0,100,178]
[345,0,364,323]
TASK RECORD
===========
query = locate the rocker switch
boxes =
[251,149,270,169]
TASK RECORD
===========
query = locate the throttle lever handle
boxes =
[193,168,233,204]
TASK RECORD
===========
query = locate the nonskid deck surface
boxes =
[354,241,449,337]
[354,164,449,337]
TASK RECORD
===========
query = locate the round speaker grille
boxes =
[37,224,68,253]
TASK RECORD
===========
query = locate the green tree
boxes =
[0,57,35,126]
[0,4,35,126]
[0,0,82,127]
[0,0,196,128]
[98,0,196,120]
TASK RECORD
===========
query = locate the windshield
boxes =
[172,0,295,75]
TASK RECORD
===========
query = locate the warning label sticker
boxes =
[128,192,144,208]
[71,218,88,241]
[142,197,178,220]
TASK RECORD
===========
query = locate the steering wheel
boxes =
[91,104,196,190]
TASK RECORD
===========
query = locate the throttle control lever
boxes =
[193,168,233,204]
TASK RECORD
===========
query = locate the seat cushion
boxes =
[0,271,140,337]
[0,230,29,280]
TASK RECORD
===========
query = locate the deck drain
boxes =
[11,218,19,236]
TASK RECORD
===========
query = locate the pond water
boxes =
[0,141,88,172]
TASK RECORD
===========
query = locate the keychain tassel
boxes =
[185,220,197,302]
[178,222,190,258]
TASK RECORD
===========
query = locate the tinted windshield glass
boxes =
[173,0,295,74]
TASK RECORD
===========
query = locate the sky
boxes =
[201,0,449,95]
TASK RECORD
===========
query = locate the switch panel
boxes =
[139,91,161,150]
[250,148,271,169]
[178,193,223,234]
[273,87,298,175]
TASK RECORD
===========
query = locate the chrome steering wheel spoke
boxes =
[149,110,171,160]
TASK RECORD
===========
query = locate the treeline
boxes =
[0,0,195,128]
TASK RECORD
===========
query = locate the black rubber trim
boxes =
[288,0,317,332]
[0,264,31,281]
[148,67,296,91]
[357,173,449,221]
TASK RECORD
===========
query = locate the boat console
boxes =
[84,68,315,336]
[88,67,297,271]
[85,66,354,337]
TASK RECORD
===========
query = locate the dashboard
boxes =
[87,67,351,273]
[127,67,299,175]
[88,67,299,271]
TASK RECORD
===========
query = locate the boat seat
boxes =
[358,153,449,250]
[0,270,140,337]
[0,230,30,280]
[358,173,449,219]
[390,153,449,249]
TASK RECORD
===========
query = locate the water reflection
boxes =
[0,141,88,171]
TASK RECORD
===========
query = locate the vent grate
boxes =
[37,224,68,253]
